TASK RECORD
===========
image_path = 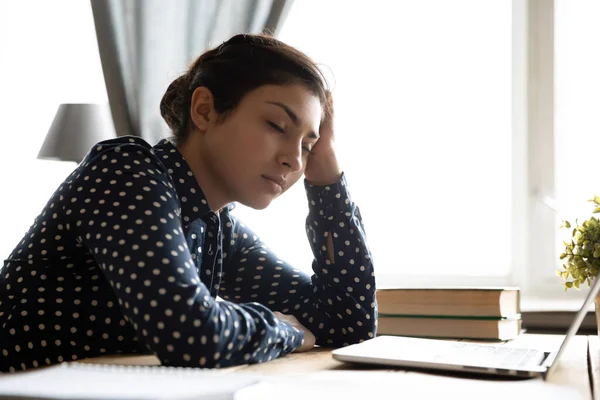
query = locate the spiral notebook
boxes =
[0,362,260,400]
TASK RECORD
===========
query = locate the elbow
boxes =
[352,301,378,343]
[323,306,378,347]
[354,316,378,344]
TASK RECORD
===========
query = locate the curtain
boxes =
[90,0,294,143]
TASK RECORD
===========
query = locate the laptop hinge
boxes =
[539,351,553,367]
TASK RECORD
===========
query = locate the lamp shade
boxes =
[38,103,117,163]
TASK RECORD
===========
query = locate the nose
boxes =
[277,140,303,172]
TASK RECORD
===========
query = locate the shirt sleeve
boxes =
[71,145,303,368]
[220,173,377,347]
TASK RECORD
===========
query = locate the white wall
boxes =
[0,1,107,261]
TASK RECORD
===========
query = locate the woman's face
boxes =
[202,84,322,210]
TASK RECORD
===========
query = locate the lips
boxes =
[262,175,285,190]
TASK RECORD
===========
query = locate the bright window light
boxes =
[233,1,512,278]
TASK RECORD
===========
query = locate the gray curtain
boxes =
[90,0,294,143]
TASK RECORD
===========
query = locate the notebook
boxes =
[332,270,600,379]
[0,362,259,400]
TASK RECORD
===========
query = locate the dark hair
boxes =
[160,33,330,144]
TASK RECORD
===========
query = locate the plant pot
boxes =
[595,291,600,336]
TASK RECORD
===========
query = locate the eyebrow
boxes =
[265,101,320,139]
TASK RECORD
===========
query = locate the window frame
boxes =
[515,0,583,300]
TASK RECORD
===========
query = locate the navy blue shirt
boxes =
[0,136,377,373]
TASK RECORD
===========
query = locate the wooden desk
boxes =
[81,334,592,399]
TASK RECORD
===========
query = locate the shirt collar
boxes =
[153,138,226,225]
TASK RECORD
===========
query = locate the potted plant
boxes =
[558,195,600,334]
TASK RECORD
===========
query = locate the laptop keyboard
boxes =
[431,342,541,368]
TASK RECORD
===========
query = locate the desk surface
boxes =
[79,334,594,399]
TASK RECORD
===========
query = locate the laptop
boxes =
[332,271,600,379]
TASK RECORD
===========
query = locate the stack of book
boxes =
[376,286,521,340]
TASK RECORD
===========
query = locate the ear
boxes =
[189,86,217,132]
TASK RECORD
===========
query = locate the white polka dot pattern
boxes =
[0,136,377,373]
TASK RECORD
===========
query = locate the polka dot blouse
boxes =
[0,136,377,373]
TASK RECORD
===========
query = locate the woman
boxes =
[0,33,377,373]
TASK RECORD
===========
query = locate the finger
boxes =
[324,89,333,105]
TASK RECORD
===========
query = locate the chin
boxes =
[240,195,274,210]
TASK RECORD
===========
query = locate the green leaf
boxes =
[556,197,600,290]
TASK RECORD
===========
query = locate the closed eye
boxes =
[268,121,285,133]
[269,121,313,154]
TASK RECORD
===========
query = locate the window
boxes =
[233,1,513,286]
[550,0,600,299]
[235,1,599,300]
[555,1,600,251]
[0,0,107,259]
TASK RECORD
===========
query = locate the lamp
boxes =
[38,103,117,163]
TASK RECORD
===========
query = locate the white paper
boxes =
[0,363,259,400]
[234,371,584,400]
[0,364,584,400]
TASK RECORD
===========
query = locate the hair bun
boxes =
[160,75,189,133]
